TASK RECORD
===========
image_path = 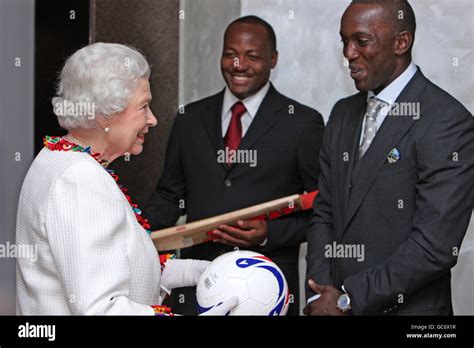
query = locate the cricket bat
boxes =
[151,190,318,251]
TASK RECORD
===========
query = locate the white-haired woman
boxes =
[16,43,237,315]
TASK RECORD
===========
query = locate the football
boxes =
[196,250,289,315]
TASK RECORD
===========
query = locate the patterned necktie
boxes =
[359,97,387,158]
[224,101,246,154]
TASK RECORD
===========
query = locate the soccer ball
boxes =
[196,250,289,316]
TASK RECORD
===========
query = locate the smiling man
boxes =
[145,16,324,315]
[304,0,473,316]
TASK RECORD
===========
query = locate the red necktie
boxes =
[224,102,246,154]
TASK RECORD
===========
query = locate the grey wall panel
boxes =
[0,0,35,315]
[452,212,474,315]
[180,0,241,105]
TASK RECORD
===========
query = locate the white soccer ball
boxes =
[196,250,289,316]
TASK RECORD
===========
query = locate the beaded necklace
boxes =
[43,135,152,235]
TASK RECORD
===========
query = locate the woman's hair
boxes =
[52,42,150,130]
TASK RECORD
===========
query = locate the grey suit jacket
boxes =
[306,68,474,315]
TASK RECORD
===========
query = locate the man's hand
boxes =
[303,279,347,316]
[212,220,268,247]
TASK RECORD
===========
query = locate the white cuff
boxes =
[307,294,321,304]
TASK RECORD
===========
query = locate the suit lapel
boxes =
[200,89,228,172]
[200,85,284,173]
[338,94,366,221]
[343,69,428,232]
[238,84,284,152]
[224,84,284,173]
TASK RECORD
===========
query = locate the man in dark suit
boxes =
[305,0,473,316]
[145,16,324,315]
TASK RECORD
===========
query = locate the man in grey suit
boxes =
[304,0,473,315]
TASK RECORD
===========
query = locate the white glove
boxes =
[199,297,239,316]
[160,259,210,290]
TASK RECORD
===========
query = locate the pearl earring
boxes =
[104,127,110,133]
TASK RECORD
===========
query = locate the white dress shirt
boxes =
[221,82,270,138]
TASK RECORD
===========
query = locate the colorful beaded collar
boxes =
[43,135,152,235]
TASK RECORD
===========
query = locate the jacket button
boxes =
[225,179,232,187]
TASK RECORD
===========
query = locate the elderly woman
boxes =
[16,43,237,315]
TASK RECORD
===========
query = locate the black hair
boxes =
[225,15,277,52]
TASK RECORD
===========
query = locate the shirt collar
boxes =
[368,62,418,105]
[222,82,271,118]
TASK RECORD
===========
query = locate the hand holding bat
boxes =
[212,220,268,247]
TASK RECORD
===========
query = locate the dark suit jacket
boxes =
[145,83,324,293]
[306,69,474,315]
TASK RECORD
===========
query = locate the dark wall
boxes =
[91,0,180,208]
[35,0,90,153]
